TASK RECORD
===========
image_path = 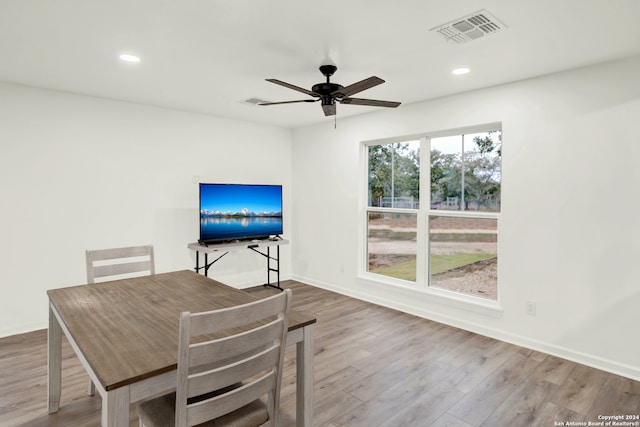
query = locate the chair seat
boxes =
[137,392,269,427]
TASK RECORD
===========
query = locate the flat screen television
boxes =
[199,183,283,244]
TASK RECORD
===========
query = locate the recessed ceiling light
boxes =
[452,67,470,75]
[119,54,141,63]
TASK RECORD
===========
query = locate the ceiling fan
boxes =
[259,65,401,117]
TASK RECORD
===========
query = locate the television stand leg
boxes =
[249,245,283,291]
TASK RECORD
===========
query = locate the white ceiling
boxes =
[1,0,639,129]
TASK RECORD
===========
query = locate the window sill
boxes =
[360,272,504,319]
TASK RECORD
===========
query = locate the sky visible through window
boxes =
[431,132,495,154]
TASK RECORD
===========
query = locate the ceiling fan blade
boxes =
[332,76,384,97]
[259,99,318,106]
[322,103,336,116]
[340,97,401,108]
[266,79,317,96]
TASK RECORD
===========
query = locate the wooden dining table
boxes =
[47,270,316,427]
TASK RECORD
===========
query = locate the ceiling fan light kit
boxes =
[260,65,401,117]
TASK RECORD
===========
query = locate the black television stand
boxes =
[188,239,289,290]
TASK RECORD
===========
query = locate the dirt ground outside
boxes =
[430,257,497,300]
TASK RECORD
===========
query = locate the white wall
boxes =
[0,83,292,337]
[291,56,640,380]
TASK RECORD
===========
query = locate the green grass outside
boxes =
[368,229,416,241]
[371,252,495,281]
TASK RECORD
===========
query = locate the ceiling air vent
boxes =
[431,10,506,44]
[242,97,270,106]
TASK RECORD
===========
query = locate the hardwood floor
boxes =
[1,280,639,426]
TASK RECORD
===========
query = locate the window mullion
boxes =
[416,137,430,286]
[461,134,465,211]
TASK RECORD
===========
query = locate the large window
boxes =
[365,127,501,301]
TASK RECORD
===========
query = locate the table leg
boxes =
[296,324,315,427]
[102,386,130,427]
[48,303,62,413]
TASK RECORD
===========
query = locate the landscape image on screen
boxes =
[199,184,283,242]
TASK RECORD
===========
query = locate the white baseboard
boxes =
[292,274,640,382]
[0,321,47,339]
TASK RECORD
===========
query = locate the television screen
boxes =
[199,183,283,243]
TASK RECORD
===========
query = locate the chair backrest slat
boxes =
[87,245,154,261]
[91,260,153,279]
[188,294,287,336]
[187,344,280,399]
[186,371,275,426]
[189,318,283,367]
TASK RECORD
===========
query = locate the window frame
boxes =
[361,124,503,315]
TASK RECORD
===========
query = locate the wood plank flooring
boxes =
[1,280,639,426]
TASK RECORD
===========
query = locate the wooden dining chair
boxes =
[137,289,292,427]
[85,244,155,395]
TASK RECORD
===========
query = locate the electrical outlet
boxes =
[526,301,537,316]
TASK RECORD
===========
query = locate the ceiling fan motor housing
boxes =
[311,82,344,94]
